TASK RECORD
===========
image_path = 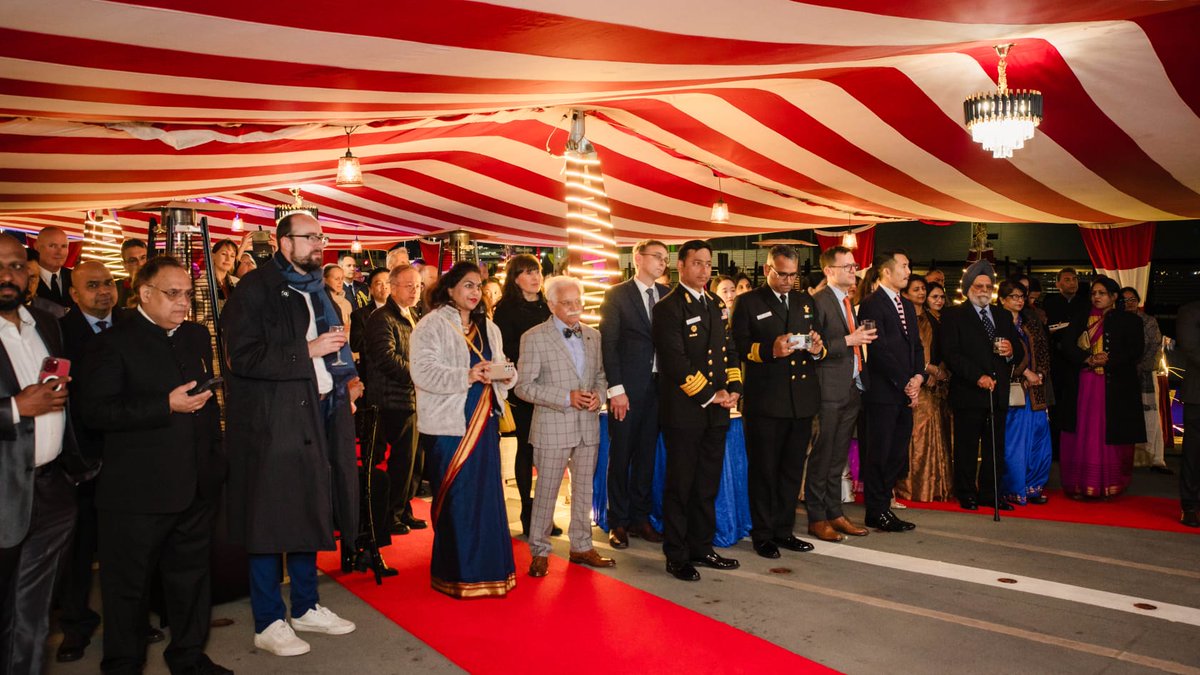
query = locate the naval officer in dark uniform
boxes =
[731,244,824,558]
[652,240,743,582]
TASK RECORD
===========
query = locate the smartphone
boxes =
[788,333,812,350]
[187,376,223,396]
[39,357,71,391]
[486,362,515,381]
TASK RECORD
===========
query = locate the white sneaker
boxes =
[254,619,311,656]
[290,604,356,635]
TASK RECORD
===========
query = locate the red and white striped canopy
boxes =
[2,0,1198,247]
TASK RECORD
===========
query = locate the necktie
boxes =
[843,295,862,371]
[980,307,996,341]
[562,326,582,339]
[95,319,109,333]
[779,293,788,310]
[50,273,61,298]
[645,287,656,322]
[893,293,908,333]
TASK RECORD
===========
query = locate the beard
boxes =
[290,251,323,274]
[0,282,25,311]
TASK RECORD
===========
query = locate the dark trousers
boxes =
[808,386,862,522]
[862,402,912,517]
[0,465,76,675]
[744,414,812,543]
[381,408,420,517]
[1182,403,1200,512]
[661,424,727,563]
[606,385,659,529]
[57,479,101,646]
[952,406,1008,502]
[248,553,317,633]
[510,397,536,532]
[98,497,216,675]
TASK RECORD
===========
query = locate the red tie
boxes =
[843,296,863,370]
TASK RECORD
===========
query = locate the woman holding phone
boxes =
[410,261,518,598]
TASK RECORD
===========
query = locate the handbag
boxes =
[1008,381,1026,407]
[498,400,517,433]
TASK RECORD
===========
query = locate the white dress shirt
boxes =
[1,306,67,466]
[830,285,862,387]
[294,288,333,395]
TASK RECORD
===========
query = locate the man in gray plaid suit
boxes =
[515,276,614,577]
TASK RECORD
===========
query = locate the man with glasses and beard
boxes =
[0,234,96,675]
[79,255,230,674]
[222,213,362,657]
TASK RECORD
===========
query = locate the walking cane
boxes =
[362,405,385,585]
[988,380,1001,522]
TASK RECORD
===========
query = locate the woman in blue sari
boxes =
[998,280,1053,505]
[410,262,518,598]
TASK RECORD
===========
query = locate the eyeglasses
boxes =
[970,283,995,291]
[827,263,860,272]
[283,234,330,246]
[145,285,195,301]
[1004,294,1026,301]
[767,266,799,280]
[639,252,668,263]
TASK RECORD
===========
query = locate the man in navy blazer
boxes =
[858,250,924,533]
[599,239,670,549]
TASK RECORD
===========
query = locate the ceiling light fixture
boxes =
[963,43,1043,159]
[335,126,364,187]
[710,174,730,224]
[231,214,243,232]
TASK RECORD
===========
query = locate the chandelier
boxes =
[963,44,1043,159]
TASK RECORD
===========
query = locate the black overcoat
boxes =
[1058,308,1146,446]
[221,260,358,554]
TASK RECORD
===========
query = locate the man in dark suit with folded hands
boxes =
[941,259,1023,512]
[79,255,230,675]
[653,240,742,581]
[599,239,670,549]
[858,249,923,533]
[732,244,824,558]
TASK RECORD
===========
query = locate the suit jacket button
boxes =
[708,349,713,354]
[300,399,308,407]
[791,375,796,380]
[790,360,796,366]
[802,374,807,379]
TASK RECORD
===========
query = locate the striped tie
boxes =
[893,293,908,332]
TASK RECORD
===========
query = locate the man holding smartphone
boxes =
[78,255,230,674]
[731,244,825,557]
[0,234,97,675]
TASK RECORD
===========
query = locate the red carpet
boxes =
[317,502,836,674]
[895,489,1198,534]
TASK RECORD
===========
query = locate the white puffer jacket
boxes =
[410,304,515,436]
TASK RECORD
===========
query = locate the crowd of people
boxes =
[1,219,1197,675]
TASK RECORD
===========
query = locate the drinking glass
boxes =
[329,325,348,366]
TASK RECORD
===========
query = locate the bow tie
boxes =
[562,326,582,339]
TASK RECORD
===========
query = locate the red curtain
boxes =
[1077,222,1156,301]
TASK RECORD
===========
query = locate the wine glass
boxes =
[328,325,347,366]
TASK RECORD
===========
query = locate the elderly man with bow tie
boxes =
[515,276,612,578]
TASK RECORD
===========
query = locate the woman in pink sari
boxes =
[1058,277,1145,498]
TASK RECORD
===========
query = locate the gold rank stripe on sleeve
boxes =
[725,367,743,383]
[680,371,708,396]
[747,343,763,363]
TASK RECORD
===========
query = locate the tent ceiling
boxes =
[1,0,1198,246]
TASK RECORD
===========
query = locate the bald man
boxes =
[35,227,73,308]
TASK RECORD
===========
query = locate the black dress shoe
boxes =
[56,639,87,663]
[390,519,411,535]
[401,514,428,530]
[1028,494,1049,505]
[186,654,234,675]
[1150,465,1175,475]
[753,540,780,559]
[666,560,701,581]
[691,552,740,570]
[551,524,564,537]
[865,512,908,533]
[1182,510,1200,528]
[146,626,165,644]
[772,535,814,552]
[885,510,916,530]
[958,497,979,511]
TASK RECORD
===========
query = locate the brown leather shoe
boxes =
[830,516,869,537]
[569,548,616,568]
[630,522,664,543]
[807,520,845,542]
[528,556,549,577]
[609,526,629,549]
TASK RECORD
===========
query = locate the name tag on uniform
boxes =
[685,316,701,325]
[756,311,772,320]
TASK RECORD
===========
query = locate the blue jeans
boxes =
[248,553,318,633]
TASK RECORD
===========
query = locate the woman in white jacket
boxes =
[410,261,518,598]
